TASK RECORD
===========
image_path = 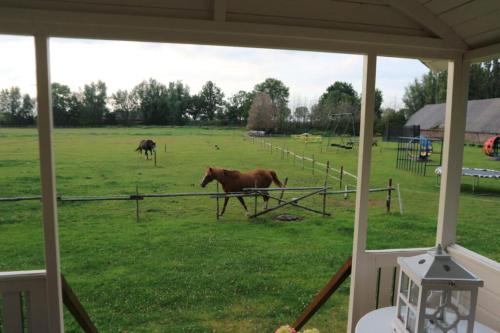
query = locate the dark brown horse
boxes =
[135,139,156,160]
[200,167,282,216]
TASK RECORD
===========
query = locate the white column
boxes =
[35,35,64,332]
[436,56,470,248]
[347,53,377,333]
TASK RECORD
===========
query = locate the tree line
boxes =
[1,58,498,133]
[0,78,279,127]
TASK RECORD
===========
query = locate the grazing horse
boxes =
[135,139,156,160]
[200,167,282,216]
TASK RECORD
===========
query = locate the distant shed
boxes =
[406,98,500,144]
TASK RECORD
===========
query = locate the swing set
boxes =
[326,112,357,150]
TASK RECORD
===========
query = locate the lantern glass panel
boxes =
[400,272,409,298]
[407,308,416,333]
[409,280,420,306]
[398,298,407,322]
[451,290,471,316]
[426,290,445,315]
[441,307,459,328]
[424,319,444,332]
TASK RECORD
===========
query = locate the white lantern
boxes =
[393,245,483,333]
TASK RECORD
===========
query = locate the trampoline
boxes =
[435,166,500,192]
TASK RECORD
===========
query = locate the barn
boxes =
[406,98,500,144]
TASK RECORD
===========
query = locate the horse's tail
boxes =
[135,146,141,152]
[270,170,282,187]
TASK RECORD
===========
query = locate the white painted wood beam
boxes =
[464,41,500,63]
[0,8,462,60]
[436,56,470,249]
[213,0,227,22]
[34,35,64,333]
[347,53,377,333]
[382,0,469,50]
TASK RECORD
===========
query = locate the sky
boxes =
[0,35,429,110]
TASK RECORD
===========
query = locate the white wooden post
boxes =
[436,56,470,248]
[347,53,377,333]
[35,35,64,332]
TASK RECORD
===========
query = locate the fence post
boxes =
[386,178,392,213]
[302,154,305,170]
[279,178,289,202]
[135,184,140,223]
[154,150,157,167]
[164,143,166,153]
[270,143,273,154]
[254,180,258,216]
[340,166,344,189]
[323,161,329,216]
[397,183,404,215]
[281,146,284,160]
[216,182,220,220]
[312,154,315,175]
[344,185,348,200]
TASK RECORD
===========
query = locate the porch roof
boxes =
[0,0,499,62]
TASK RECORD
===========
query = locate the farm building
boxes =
[406,98,500,143]
[1,1,500,333]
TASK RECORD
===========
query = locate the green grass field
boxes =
[0,127,499,332]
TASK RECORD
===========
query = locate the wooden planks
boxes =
[227,0,426,30]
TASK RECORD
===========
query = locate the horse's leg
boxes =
[145,151,149,160]
[261,190,270,209]
[220,197,230,216]
[237,197,249,212]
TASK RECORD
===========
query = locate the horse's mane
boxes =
[222,169,241,178]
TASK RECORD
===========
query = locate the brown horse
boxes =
[200,167,282,216]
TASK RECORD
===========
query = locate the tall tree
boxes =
[197,81,224,121]
[225,90,254,124]
[254,78,290,129]
[247,92,277,131]
[294,106,309,123]
[17,94,35,125]
[187,94,203,121]
[375,89,383,118]
[131,79,168,125]
[0,87,22,125]
[51,83,73,126]
[164,81,190,125]
[312,81,360,129]
[80,81,108,126]
[112,89,136,125]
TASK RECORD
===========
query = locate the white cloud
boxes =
[0,35,428,108]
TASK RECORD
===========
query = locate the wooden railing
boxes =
[293,256,352,331]
[448,245,500,331]
[0,270,50,333]
[366,248,429,310]
[0,270,98,333]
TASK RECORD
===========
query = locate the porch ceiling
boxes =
[0,0,499,62]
